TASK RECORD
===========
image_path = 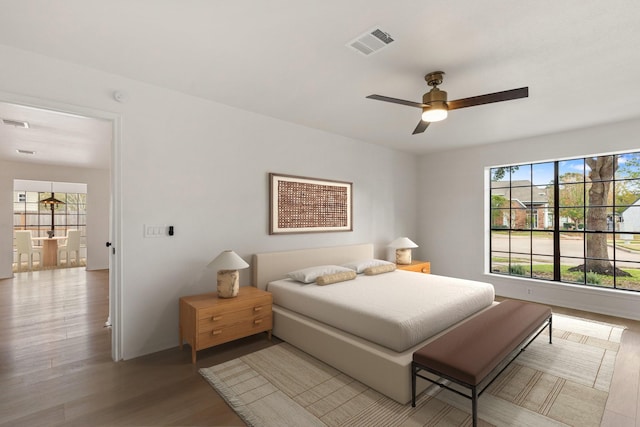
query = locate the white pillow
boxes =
[342,258,394,274]
[286,265,353,283]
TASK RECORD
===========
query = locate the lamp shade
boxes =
[207,250,249,271]
[40,195,65,205]
[388,237,418,249]
[41,183,65,206]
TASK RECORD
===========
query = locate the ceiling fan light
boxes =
[421,106,448,122]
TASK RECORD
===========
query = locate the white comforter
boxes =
[267,270,495,352]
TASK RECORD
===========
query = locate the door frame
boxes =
[0,91,123,361]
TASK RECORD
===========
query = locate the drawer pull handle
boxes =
[212,329,223,336]
[421,268,428,273]
[212,315,223,321]
[254,306,263,312]
[254,319,263,325]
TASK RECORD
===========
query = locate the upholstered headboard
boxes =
[252,243,374,290]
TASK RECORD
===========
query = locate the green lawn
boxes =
[491,261,640,291]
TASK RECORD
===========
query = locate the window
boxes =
[13,190,87,244]
[489,152,640,292]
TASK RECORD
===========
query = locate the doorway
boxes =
[0,98,120,360]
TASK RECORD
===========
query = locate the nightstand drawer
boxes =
[198,301,271,331]
[199,295,271,319]
[199,314,273,348]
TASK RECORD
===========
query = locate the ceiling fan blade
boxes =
[447,87,528,111]
[367,94,426,109]
[412,120,430,135]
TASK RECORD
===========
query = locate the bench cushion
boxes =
[413,300,551,386]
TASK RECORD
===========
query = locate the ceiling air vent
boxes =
[2,118,30,128]
[347,28,394,56]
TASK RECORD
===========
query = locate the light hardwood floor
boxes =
[0,269,638,426]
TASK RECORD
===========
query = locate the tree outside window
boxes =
[489,152,640,292]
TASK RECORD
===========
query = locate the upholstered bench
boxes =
[411,299,552,427]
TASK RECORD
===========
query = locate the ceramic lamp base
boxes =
[217,269,239,298]
[395,248,412,265]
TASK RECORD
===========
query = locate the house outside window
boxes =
[489,152,640,292]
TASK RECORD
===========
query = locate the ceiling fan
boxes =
[367,71,528,135]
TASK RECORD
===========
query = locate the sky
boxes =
[492,152,640,186]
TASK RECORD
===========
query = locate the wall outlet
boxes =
[526,288,532,295]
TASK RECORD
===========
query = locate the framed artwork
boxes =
[269,173,353,234]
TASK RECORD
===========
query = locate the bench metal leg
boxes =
[472,386,478,427]
[549,315,553,344]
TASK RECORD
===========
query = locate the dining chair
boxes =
[15,230,43,271]
[58,229,81,266]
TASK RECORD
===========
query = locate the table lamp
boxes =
[388,237,419,265]
[207,250,249,298]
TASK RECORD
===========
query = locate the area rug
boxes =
[200,314,624,427]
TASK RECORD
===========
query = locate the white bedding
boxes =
[267,270,495,352]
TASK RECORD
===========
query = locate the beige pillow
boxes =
[364,263,396,275]
[316,270,357,285]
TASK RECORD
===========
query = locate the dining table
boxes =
[31,236,67,267]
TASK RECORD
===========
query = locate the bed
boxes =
[252,243,495,404]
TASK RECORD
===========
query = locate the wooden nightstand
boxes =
[396,260,431,274]
[179,286,272,363]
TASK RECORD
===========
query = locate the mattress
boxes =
[267,270,495,352]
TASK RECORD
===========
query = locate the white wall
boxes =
[0,162,109,277]
[417,117,640,320]
[0,44,418,359]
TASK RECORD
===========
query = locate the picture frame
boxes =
[269,173,353,234]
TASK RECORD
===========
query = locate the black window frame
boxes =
[489,152,640,293]
[13,190,87,246]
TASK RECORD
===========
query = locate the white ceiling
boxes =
[0,102,111,169]
[1,0,639,168]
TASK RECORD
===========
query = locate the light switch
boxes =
[144,224,166,238]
